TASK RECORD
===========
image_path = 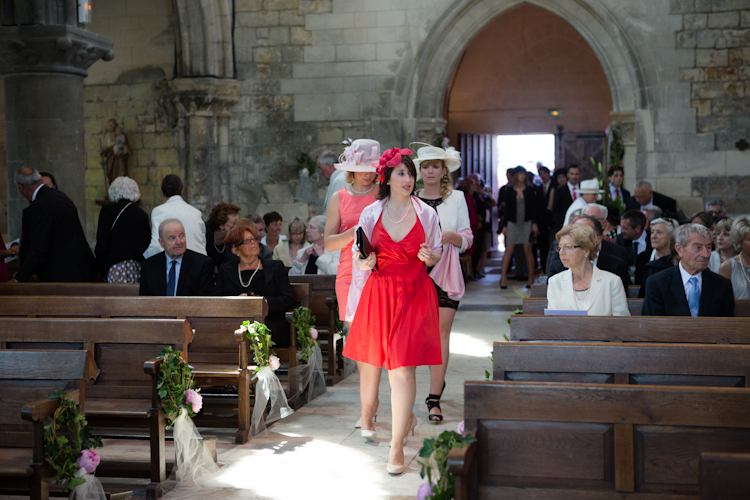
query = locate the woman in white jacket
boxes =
[547,224,630,316]
[413,144,474,423]
[289,216,340,275]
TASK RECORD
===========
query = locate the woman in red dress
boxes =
[324,139,381,433]
[344,148,443,475]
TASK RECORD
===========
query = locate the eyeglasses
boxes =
[555,245,581,253]
[290,231,305,236]
[709,210,723,215]
[257,227,266,233]
[237,237,260,247]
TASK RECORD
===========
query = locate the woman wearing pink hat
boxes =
[324,139,381,433]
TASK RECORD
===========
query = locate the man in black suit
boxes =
[536,165,555,273]
[616,210,651,272]
[550,165,580,238]
[642,224,734,316]
[626,180,677,215]
[139,219,214,296]
[607,165,630,204]
[13,168,96,282]
[547,215,631,291]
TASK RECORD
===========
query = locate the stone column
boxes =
[168,78,241,214]
[611,111,636,191]
[0,21,113,239]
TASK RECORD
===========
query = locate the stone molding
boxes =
[0,25,114,77]
[168,77,241,117]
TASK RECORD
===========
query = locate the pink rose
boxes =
[416,481,433,500]
[184,389,203,414]
[457,420,465,434]
[269,355,280,371]
[302,167,309,174]
[77,449,100,474]
[310,327,318,340]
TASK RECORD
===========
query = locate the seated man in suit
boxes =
[13,168,96,282]
[616,210,651,271]
[547,215,631,291]
[626,179,677,215]
[140,219,214,296]
[642,224,734,317]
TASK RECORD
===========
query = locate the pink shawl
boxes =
[346,196,442,322]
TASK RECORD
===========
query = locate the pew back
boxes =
[521,297,750,316]
[700,452,750,499]
[0,283,139,296]
[530,284,640,298]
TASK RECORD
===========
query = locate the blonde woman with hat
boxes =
[413,143,473,424]
[563,179,603,226]
[324,139,381,434]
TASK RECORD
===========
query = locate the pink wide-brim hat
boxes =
[334,139,380,172]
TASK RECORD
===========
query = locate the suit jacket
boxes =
[550,184,574,236]
[95,199,151,278]
[616,234,652,269]
[547,265,631,316]
[16,185,96,282]
[139,249,214,296]
[548,247,631,291]
[641,266,735,317]
[145,195,207,258]
[626,191,677,215]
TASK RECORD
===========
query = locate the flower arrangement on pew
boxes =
[290,306,327,402]
[291,306,319,363]
[156,346,202,427]
[44,388,105,499]
[236,320,294,435]
[416,422,477,500]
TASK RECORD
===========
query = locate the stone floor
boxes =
[1,258,531,500]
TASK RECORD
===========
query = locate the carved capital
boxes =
[0,25,114,77]
[169,77,241,117]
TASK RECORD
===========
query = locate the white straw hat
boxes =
[576,179,604,195]
[412,144,462,173]
[334,139,380,172]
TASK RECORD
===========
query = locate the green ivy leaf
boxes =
[66,477,86,490]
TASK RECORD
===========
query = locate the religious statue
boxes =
[100,118,130,185]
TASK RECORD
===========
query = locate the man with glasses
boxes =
[706,199,726,218]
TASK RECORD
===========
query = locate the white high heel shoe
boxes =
[386,462,405,475]
[354,408,379,429]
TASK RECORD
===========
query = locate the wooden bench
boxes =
[700,452,750,499]
[493,341,750,387]
[0,318,192,499]
[451,381,750,499]
[531,283,640,298]
[0,283,139,296]
[521,297,750,316]
[508,316,750,344]
[288,275,344,385]
[0,350,95,500]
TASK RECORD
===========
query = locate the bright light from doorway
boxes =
[496,134,556,185]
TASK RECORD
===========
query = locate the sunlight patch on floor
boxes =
[449,332,493,357]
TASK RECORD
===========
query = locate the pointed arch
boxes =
[173,0,234,78]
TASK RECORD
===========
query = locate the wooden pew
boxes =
[530,283,639,298]
[288,275,344,385]
[0,282,139,296]
[509,316,750,344]
[521,297,750,316]
[493,341,750,387]
[450,381,750,499]
[700,452,750,499]
[0,318,192,499]
[0,350,96,500]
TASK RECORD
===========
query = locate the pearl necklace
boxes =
[238,259,261,288]
[385,200,411,224]
[350,183,375,195]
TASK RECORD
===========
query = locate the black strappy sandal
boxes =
[425,382,445,424]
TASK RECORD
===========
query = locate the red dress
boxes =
[335,188,377,321]
[343,216,442,370]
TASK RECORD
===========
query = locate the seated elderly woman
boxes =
[216,224,293,347]
[709,217,736,272]
[637,217,679,298]
[289,215,340,275]
[547,224,630,316]
[718,215,750,299]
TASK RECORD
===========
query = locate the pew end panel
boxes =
[699,452,750,499]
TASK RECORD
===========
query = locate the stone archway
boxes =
[173,0,234,78]
[408,0,647,127]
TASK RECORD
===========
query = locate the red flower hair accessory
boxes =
[372,147,413,183]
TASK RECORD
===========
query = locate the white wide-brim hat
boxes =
[334,139,380,172]
[412,144,462,173]
[576,179,604,195]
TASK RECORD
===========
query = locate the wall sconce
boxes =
[548,109,562,117]
[78,0,92,24]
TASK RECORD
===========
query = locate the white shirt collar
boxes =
[166,253,184,265]
[678,261,702,287]
[567,181,578,193]
[31,184,44,202]
[633,231,648,254]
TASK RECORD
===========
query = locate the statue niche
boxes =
[100,118,130,185]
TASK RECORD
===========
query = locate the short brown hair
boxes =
[263,211,282,227]
[376,156,417,200]
[556,224,600,259]
[207,203,241,230]
[224,225,258,249]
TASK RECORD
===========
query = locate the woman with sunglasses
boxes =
[216,224,293,347]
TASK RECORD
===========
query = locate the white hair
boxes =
[158,218,184,240]
[583,203,607,220]
[309,215,326,232]
[674,223,711,248]
[108,176,141,202]
[650,217,679,235]
[15,168,42,186]
[730,215,750,253]
[635,180,653,191]
[641,204,663,220]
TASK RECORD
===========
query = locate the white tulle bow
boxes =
[69,468,105,500]
[251,366,294,437]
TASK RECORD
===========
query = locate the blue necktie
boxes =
[632,241,639,265]
[688,276,700,317]
[166,260,176,296]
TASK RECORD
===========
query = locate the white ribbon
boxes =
[338,143,380,166]
[69,468,106,500]
[172,408,218,484]
[294,345,327,404]
[251,366,294,437]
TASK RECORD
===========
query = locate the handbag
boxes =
[356,227,378,271]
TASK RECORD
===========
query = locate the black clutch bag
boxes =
[356,227,377,271]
